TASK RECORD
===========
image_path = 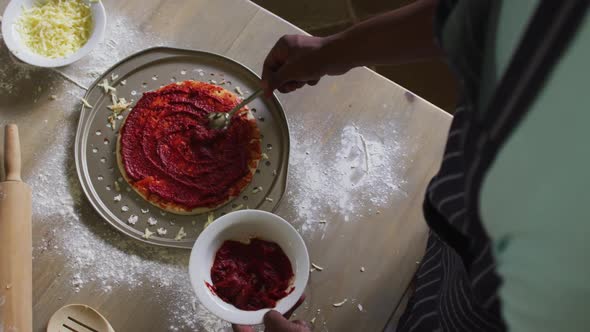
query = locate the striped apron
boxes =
[396,1,588,331]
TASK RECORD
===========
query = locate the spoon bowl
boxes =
[208,89,263,129]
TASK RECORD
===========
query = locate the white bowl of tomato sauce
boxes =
[189,210,310,325]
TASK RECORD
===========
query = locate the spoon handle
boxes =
[228,89,264,116]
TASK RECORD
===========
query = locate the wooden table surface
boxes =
[0,0,452,331]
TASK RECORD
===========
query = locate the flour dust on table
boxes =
[26,123,227,331]
[286,118,408,235]
[30,119,227,331]
[0,34,47,98]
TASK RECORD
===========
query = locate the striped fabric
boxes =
[397,107,504,332]
[396,0,588,330]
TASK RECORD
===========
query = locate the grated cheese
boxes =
[16,0,93,58]
[204,212,215,228]
[175,227,187,241]
[127,215,138,225]
[143,228,154,239]
[311,263,324,271]
[97,79,116,94]
[332,298,348,307]
[108,96,131,114]
[80,97,93,108]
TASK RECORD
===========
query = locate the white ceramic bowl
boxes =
[189,210,309,325]
[1,0,106,67]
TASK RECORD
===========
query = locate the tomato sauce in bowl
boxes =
[206,238,294,311]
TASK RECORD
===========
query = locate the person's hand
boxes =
[232,296,310,332]
[261,34,350,96]
[260,310,311,332]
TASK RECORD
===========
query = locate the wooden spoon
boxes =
[47,304,115,332]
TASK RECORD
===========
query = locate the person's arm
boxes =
[262,0,442,95]
[327,0,443,67]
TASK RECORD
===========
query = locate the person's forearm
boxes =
[320,0,442,71]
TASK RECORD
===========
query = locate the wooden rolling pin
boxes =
[0,124,32,332]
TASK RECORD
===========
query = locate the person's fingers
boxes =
[264,78,307,96]
[262,36,289,76]
[261,39,288,97]
[262,34,326,96]
[264,310,295,331]
[232,324,255,332]
[292,320,312,329]
[293,82,306,90]
[277,81,305,93]
[277,82,294,93]
[261,80,273,98]
[267,62,302,93]
[283,295,306,319]
[263,297,308,331]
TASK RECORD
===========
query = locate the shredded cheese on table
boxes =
[80,97,93,108]
[311,263,324,271]
[143,228,154,239]
[204,212,216,228]
[16,0,93,58]
[332,298,348,307]
[174,227,187,241]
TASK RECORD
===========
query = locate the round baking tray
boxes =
[75,47,290,249]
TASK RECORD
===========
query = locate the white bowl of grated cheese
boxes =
[1,0,106,67]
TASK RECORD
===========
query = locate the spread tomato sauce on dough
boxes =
[119,81,260,211]
[207,238,295,310]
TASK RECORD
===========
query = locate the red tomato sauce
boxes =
[119,81,260,210]
[207,238,294,310]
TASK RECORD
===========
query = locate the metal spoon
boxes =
[208,89,263,129]
[47,304,115,332]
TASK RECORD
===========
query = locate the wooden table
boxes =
[0,0,452,331]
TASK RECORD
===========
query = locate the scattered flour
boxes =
[285,119,408,234]
[8,12,225,332]
[0,37,43,96]
[29,122,228,331]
